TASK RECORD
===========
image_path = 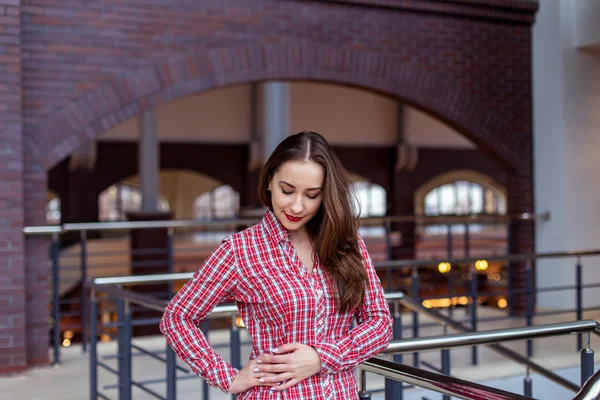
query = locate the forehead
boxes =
[274,160,324,188]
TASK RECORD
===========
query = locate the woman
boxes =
[160,131,392,399]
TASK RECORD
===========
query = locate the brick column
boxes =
[0,0,26,374]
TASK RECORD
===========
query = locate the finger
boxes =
[275,343,301,354]
[261,353,288,364]
[272,378,299,391]
[253,364,289,374]
[259,372,293,384]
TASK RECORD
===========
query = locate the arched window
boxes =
[99,184,170,222]
[424,181,506,216]
[46,196,61,225]
[352,181,387,218]
[193,185,240,220]
[422,179,506,235]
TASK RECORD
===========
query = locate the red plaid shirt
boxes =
[161,210,392,399]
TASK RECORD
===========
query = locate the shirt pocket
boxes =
[237,274,287,325]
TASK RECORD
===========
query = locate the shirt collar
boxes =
[262,209,289,244]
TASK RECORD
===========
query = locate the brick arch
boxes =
[25,42,522,172]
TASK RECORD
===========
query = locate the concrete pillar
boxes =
[262,82,289,160]
[139,110,159,212]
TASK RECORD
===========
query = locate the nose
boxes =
[289,195,304,214]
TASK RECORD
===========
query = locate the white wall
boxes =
[534,0,600,309]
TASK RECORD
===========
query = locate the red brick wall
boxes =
[0,0,27,374]
[2,0,538,372]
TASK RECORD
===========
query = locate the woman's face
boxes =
[269,160,325,233]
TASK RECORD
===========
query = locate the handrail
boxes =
[360,357,532,400]
[361,358,600,400]
[22,210,550,234]
[399,294,581,392]
[376,249,600,269]
[86,278,596,398]
[574,369,600,400]
[383,320,600,354]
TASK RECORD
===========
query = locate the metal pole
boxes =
[123,300,132,400]
[470,262,478,365]
[581,332,594,386]
[524,367,532,397]
[166,345,177,400]
[507,221,514,316]
[231,315,241,400]
[386,301,403,400]
[359,369,371,399]
[441,324,451,400]
[411,267,419,367]
[51,233,61,365]
[526,259,534,357]
[90,290,98,400]
[201,320,210,400]
[447,224,454,318]
[384,219,392,262]
[576,257,583,351]
[167,228,175,299]
[81,231,88,353]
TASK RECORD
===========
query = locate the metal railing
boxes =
[86,275,598,400]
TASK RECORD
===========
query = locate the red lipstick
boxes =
[284,212,303,222]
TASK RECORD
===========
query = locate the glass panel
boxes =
[470,184,483,213]
[439,184,455,214]
[424,188,439,215]
[456,181,470,214]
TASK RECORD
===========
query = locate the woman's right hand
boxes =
[229,357,281,394]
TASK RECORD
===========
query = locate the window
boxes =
[193,185,240,220]
[423,180,506,235]
[46,197,61,225]
[99,184,169,221]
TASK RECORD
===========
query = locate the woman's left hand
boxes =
[254,343,322,391]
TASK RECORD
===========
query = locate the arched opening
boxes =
[193,185,240,220]
[98,184,170,222]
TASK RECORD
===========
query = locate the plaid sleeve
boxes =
[160,237,239,393]
[312,236,393,374]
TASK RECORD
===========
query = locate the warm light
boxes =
[100,334,111,342]
[63,330,73,339]
[493,273,501,282]
[475,259,488,271]
[438,262,451,274]
[498,298,508,309]
[62,339,71,347]
[422,300,433,308]
[457,296,469,305]
[235,316,246,328]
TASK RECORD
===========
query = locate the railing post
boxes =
[123,300,132,400]
[581,332,594,387]
[359,369,371,399]
[167,228,175,298]
[386,300,403,400]
[231,314,241,400]
[81,231,88,353]
[411,266,420,367]
[117,297,132,400]
[507,221,514,316]
[201,320,210,400]
[470,262,478,365]
[90,289,98,400]
[384,219,392,262]
[166,344,177,400]
[524,367,532,397]
[526,259,534,357]
[441,324,451,400]
[51,233,61,365]
[576,256,583,351]
[447,224,454,318]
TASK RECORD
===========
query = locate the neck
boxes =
[288,229,308,242]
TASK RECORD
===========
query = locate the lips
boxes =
[284,212,303,222]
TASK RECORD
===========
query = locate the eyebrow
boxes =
[279,180,322,191]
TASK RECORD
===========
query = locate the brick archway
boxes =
[24,42,521,173]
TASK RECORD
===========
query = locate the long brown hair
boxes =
[259,131,367,313]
